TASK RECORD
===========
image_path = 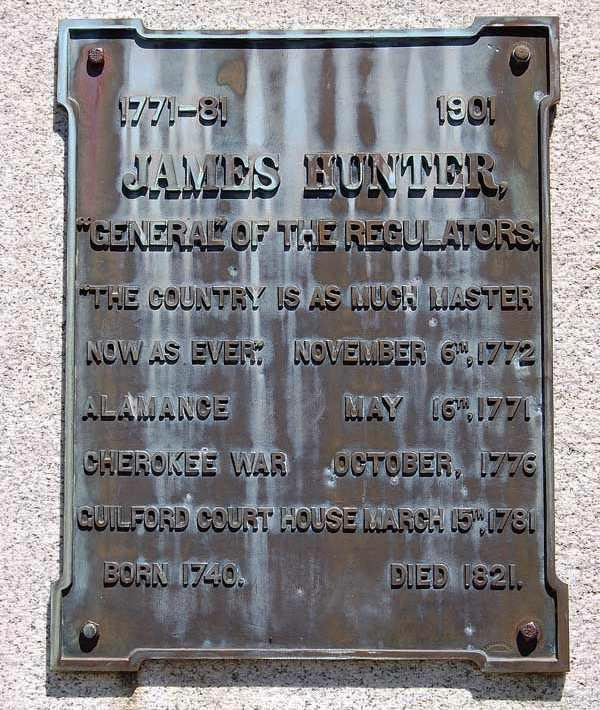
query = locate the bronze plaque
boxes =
[52,18,568,671]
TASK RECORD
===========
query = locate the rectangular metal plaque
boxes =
[52,17,568,671]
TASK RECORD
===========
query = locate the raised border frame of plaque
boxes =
[51,17,568,672]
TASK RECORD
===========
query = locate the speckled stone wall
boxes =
[1,2,598,708]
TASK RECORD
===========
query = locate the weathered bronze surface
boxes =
[52,17,568,671]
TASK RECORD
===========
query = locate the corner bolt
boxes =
[81,620,100,641]
[87,47,105,73]
[511,44,531,73]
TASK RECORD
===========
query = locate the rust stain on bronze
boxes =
[218,57,247,96]
[318,49,336,145]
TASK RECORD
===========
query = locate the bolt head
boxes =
[87,47,105,68]
[512,44,531,65]
[518,620,540,641]
[81,620,99,640]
